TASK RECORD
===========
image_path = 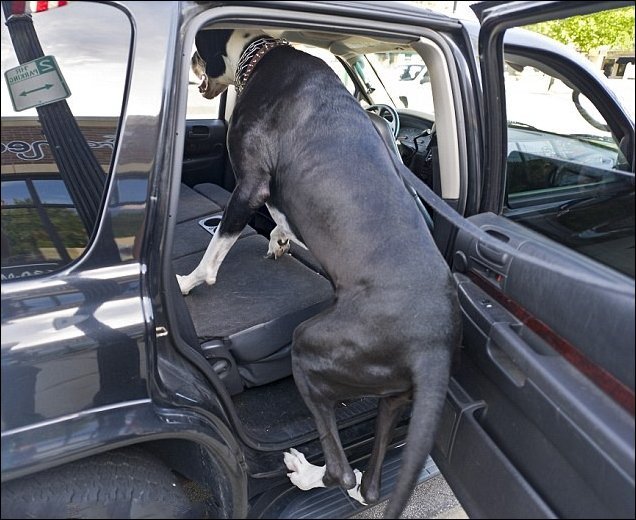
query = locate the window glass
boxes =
[33,179,73,204]
[296,45,356,96]
[186,42,222,119]
[362,52,433,114]
[503,59,634,278]
[1,2,131,281]
[1,180,31,204]
[1,177,88,275]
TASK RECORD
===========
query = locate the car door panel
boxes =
[435,377,557,519]
[457,215,634,392]
[182,118,229,188]
[435,211,634,518]
[430,2,635,517]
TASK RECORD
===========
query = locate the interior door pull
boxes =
[188,125,210,139]
[477,240,508,265]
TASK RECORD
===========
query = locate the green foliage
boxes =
[2,206,87,261]
[526,6,635,54]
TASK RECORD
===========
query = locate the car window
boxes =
[186,42,355,118]
[361,52,432,114]
[502,59,634,278]
[1,2,131,281]
[186,42,221,119]
[295,44,356,96]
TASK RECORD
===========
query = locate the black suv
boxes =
[1,1,634,518]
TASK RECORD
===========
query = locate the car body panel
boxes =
[1,1,633,518]
[1,264,148,432]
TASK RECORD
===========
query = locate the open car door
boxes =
[430,2,635,518]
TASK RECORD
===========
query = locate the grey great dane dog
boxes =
[177,28,461,518]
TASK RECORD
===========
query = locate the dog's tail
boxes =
[383,352,451,519]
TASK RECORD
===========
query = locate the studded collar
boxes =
[235,37,290,94]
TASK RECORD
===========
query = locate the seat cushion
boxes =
[173,234,333,340]
[173,213,256,260]
[193,182,232,208]
[175,182,334,388]
[177,184,223,223]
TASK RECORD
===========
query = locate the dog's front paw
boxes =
[177,272,215,295]
[284,448,326,491]
[176,274,192,295]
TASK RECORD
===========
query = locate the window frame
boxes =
[1,1,135,282]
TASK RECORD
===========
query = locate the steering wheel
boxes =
[366,104,400,139]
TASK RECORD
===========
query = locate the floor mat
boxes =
[232,376,378,443]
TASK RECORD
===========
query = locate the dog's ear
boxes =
[194,29,233,79]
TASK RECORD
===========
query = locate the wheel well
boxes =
[143,438,237,518]
[1,440,236,519]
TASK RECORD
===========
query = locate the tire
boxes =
[1,447,198,519]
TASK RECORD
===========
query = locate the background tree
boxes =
[526,6,635,54]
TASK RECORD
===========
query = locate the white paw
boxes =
[284,448,326,491]
[176,274,192,295]
[346,468,367,505]
[267,226,290,259]
[267,238,290,259]
[176,271,214,295]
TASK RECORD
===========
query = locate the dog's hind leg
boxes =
[284,448,329,491]
[361,392,411,504]
[265,225,291,259]
[177,178,270,294]
[265,202,308,259]
[294,370,356,490]
[292,307,356,489]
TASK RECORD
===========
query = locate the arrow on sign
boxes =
[20,84,54,97]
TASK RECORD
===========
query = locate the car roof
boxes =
[207,0,457,22]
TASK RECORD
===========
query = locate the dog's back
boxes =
[231,47,452,294]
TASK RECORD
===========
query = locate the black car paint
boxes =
[1,1,634,518]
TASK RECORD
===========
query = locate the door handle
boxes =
[187,125,210,139]
[477,240,509,265]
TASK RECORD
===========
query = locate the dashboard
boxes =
[396,110,619,170]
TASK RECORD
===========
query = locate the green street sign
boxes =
[4,55,71,112]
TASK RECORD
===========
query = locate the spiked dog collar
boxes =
[235,37,290,94]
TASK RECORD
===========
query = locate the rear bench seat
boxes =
[172,184,334,394]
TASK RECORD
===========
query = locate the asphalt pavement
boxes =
[352,474,468,519]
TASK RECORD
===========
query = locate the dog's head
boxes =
[192,29,265,99]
